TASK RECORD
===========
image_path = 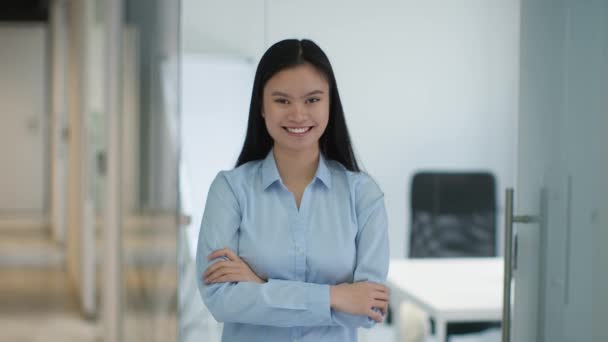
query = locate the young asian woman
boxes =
[195,38,390,342]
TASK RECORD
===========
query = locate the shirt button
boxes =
[296,247,304,255]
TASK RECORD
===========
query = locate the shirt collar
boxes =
[261,149,332,190]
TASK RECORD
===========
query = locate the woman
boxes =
[196,39,389,342]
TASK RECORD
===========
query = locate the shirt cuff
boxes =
[307,283,332,325]
[264,279,332,325]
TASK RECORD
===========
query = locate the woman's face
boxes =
[262,63,330,154]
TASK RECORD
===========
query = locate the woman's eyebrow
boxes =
[270,91,291,97]
[270,90,325,98]
[303,90,325,97]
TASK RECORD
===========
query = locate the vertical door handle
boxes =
[502,188,541,342]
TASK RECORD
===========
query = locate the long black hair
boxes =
[235,39,360,172]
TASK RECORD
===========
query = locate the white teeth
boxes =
[286,127,310,134]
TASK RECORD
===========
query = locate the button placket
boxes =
[294,217,306,281]
[296,189,310,283]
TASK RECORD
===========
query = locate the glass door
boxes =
[505,0,608,341]
[103,0,180,341]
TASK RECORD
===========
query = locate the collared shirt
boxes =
[196,150,389,342]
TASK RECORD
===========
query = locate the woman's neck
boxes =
[273,145,320,187]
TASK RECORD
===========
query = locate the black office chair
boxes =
[409,172,497,259]
[408,171,500,339]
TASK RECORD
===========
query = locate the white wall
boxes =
[0,25,48,214]
[182,0,519,258]
[180,55,255,257]
[181,0,265,57]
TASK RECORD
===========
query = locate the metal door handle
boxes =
[502,188,541,342]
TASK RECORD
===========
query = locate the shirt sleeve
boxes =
[331,174,390,328]
[196,172,334,327]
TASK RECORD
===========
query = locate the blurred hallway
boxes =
[0,0,180,340]
[0,267,99,342]
[0,217,179,342]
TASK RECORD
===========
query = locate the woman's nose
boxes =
[288,103,307,121]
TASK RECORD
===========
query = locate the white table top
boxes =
[387,257,503,322]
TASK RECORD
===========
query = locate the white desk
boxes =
[387,258,503,342]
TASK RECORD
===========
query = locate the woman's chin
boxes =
[274,140,320,154]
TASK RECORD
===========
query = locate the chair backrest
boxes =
[408,172,497,258]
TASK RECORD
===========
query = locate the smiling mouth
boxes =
[283,126,313,134]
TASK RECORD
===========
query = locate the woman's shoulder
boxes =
[326,160,383,198]
[211,159,263,190]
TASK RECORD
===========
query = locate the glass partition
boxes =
[119,1,180,341]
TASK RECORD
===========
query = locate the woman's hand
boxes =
[329,282,389,322]
[203,248,266,285]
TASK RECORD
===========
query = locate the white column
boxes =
[50,0,68,244]
[104,0,123,340]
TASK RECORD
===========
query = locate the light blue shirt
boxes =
[196,150,389,342]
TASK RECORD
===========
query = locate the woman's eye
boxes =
[274,98,289,104]
[306,97,320,104]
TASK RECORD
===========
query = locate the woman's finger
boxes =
[368,308,383,323]
[207,247,239,261]
[205,262,239,282]
[206,249,225,261]
[373,300,389,315]
[373,290,389,301]
[371,283,389,294]
[211,274,242,284]
[203,260,230,278]
[207,269,240,283]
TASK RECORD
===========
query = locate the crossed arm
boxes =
[195,173,390,328]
